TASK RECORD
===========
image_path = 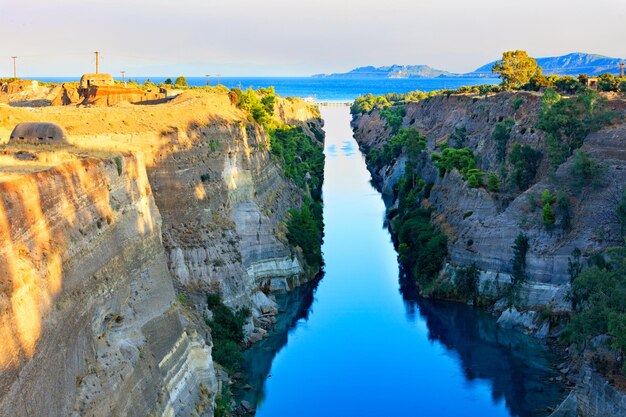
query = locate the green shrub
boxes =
[556,191,571,230]
[509,144,542,191]
[567,248,626,362]
[542,202,556,229]
[492,118,515,162]
[205,294,250,373]
[114,156,123,176]
[455,264,480,300]
[450,127,468,149]
[512,97,525,111]
[269,125,324,195]
[511,233,529,284]
[174,76,188,87]
[200,173,210,182]
[618,189,626,235]
[487,172,500,192]
[570,149,606,191]
[367,128,426,171]
[286,197,323,269]
[380,106,406,134]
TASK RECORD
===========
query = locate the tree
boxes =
[556,191,571,230]
[174,76,188,87]
[597,73,618,92]
[511,233,530,284]
[164,78,172,85]
[487,172,500,192]
[509,144,542,191]
[492,50,542,90]
[542,203,556,229]
[492,118,515,162]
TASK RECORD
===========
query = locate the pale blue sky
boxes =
[1,0,624,77]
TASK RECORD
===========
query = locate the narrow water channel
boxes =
[241,105,565,417]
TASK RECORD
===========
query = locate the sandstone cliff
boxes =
[0,89,324,416]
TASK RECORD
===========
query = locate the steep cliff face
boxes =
[0,150,216,417]
[0,89,323,416]
[353,93,625,312]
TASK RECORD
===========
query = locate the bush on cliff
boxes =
[286,197,323,269]
[509,144,542,191]
[269,125,324,198]
[492,118,515,162]
[205,294,250,373]
[379,106,406,134]
[566,248,626,372]
[367,128,426,171]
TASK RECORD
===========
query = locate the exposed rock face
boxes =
[352,92,625,311]
[0,90,323,416]
[0,152,216,417]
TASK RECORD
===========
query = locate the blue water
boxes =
[240,106,565,417]
[30,76,497,102]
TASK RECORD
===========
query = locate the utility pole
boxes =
[216,74,221,85]
[620,61,624,78]
[205,74,211,86]
[94,51,100,74]
[11,56,17,78]
[120,70,126,83]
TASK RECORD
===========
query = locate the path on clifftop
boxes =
[242,105,565,417]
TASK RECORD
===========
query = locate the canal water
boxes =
[240,105,565,417]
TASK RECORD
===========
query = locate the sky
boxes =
[1,0,624,77]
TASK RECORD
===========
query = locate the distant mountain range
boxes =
[314,53,624,79]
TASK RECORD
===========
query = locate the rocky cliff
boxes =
[352,91,626,417]
[0,88,324,416]
[353,92,625,312]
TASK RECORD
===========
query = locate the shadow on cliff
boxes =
[0,152,154,397]
[398,274,566,417]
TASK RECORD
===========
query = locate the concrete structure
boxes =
[9,122,68,144]
[79,73,114,89]
[586,77,598,90]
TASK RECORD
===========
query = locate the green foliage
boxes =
[351,93,391,114]
[570,149,606,192]
[367,128,426,171]
[512,97,525,111]
[487,172,500,192]
[567,248,626,358]
[174,76,188,87]
[511,233,529,285]
[286,197,323,269]
[542,202,556,229]
[164,78,172,85]
[492,118,515,162]
[205,294,250,373]
[231,87,277,128]
[114,156,123,176]
[379,106,406,134]
[431,146,477,178]
[523,73,550,91]
[455,264,480,300]
[200,173,210,182]
[537,88,620,171]
[492,50,542,89]
[396,208,448,287]
[269,125,324,196]
[568,248,583,284]
[541,189,555,205]
[509,144,542,191]
[597,73,619,92]
[554,76,584,94]
[556,191,571,230]
[214,386,233,417]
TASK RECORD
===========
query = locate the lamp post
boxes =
[11,56,17,79]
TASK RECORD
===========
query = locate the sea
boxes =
[30,76,498,102]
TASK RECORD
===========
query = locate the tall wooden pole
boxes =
[11,56,17,78]
[94,51,99,74]
[121,70,125,83]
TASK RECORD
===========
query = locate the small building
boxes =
[79,73,114,89]
[586,77,598,90]
[9,122,68,145]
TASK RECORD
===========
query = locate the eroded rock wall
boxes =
[352,92,625,311]
[0,153,216,417]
